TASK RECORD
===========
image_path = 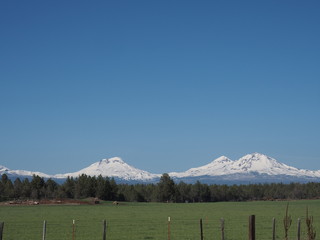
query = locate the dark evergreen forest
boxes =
[1,173,320,202]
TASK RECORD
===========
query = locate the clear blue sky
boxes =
[1,0,319,174]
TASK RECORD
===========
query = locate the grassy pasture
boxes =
[0,200,320,240]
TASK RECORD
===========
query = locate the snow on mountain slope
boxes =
[54,157,161,181]
[170,153,320,178]
[0,165,52,178]
[169,156,233,177]
[230,153,320,177]
[0,165,9,172]
[1,153,320,182]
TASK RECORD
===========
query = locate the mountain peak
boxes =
[212,156,233,163]
[170,153,320,179]
[0,165,9,171]
[55,157,160,181]
[236,153,279,172]
[240,152,270,160]
[100,157,124,165]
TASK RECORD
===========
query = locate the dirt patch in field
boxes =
[1,198,100,206]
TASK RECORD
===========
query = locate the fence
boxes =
[0,215,315,240]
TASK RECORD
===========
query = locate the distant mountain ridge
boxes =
[54,157,160,181]
[168,153,320,184]
[1,153,320,184]
[169,153,320,178]
[0,165,52,179]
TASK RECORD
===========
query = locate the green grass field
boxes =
[1,200,319,240]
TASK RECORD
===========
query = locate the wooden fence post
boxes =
[0,222,4,240]
[200,218,203,240]
[297,218,301,240]
[220,218,225,240]
[168,217,171,240]
[272,218,276,240]
[249,215,255,240]
[42,220,47,240]
[72,220,75,240]
[102,220,107,240]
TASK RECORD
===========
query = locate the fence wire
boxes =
[1,216,311,240]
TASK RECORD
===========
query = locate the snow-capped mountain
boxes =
[169,156,234,177]
[0,165,52,179]
[169,153,320,182]
[54,157,161,181]
[1,153,320,184]
[231,153,320,177]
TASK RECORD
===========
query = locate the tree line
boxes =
[1,173,320,202]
